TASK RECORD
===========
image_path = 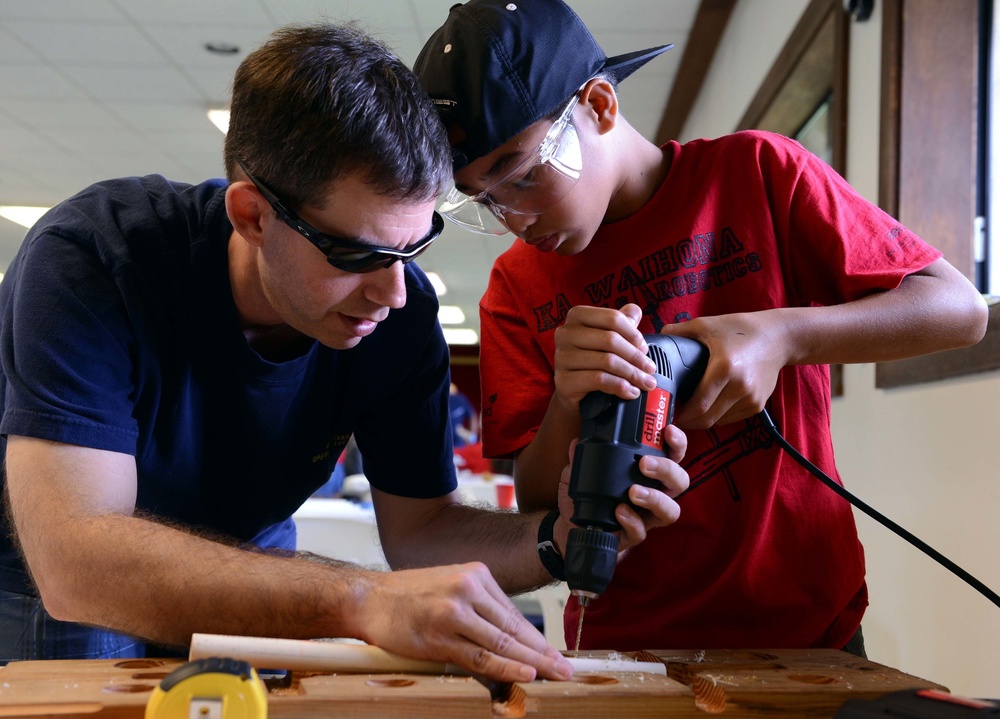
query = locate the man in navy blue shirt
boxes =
[0,23,690,680]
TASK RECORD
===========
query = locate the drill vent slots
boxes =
[647,344,671,378]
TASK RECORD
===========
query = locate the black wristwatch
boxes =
[536,509,566,581]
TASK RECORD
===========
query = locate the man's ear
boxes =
[578,77,619,135]
[225,182,268,248]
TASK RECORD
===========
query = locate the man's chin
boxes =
[325,335,364,350]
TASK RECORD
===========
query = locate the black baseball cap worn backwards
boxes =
[413,0,672,169]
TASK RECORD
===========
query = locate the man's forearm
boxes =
[30,511,376,647]
[378,498,557,594]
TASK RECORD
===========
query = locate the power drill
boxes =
[564,334,709,616]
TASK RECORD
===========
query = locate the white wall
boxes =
[682,1,1000,699]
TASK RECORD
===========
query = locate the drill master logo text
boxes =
[642,388,671,450]
[530,228,761,333]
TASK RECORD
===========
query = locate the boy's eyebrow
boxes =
[454,150,528,195]
[482,151,529,184]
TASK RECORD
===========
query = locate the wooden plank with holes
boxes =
[0,658,493,719]
[649,648,948,716]
[0,649,947,718]
[503,669,692,718]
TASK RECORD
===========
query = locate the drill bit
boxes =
[573,596,589,652]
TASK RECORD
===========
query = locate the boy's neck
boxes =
[604,126,672,224]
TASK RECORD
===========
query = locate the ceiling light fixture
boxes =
[442,327,478,346]
[0,206,49,229]
[438,305,466,324]
[424,272,447,296]
[207,108,230,134]
[204,42,240,55]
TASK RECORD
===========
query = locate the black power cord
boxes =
[757,408,1000,610]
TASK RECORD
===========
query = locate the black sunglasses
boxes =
[236,159,443,274]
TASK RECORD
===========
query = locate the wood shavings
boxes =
[692,674,728,714]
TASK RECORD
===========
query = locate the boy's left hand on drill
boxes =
[660,311,789,429]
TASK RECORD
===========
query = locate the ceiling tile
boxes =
[2,99,125,131]
[0,26,42,62]
[61,64,203,102]
[116,0,272,26]
[0,0,122,22]
[6,19,170,64]
[107,101,219,133]
[0,125,49,156]
[572,0,698,31]
[0,64,87,101]
[262,0,419,29]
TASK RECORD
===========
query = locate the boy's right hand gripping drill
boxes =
[564,333,708,608]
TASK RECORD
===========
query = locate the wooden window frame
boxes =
[875,0,1000,388]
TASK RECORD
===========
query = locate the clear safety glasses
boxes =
[438,94,583,235]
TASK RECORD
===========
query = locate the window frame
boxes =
[875,0,1000,389]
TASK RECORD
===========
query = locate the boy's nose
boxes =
[501,211,536,237]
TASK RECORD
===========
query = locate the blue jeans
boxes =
[0,589,146,663]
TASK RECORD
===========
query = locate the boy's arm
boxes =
[666,257,988,429]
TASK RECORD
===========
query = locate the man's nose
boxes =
[365,261,407,309]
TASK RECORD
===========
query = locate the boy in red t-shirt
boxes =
[414,0,987,653]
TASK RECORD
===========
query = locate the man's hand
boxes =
[357,563,573,683]
[552,425,690,557]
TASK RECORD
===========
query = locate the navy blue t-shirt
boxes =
[0,175,456,595]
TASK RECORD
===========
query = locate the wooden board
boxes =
[0,649,945,718]
[650,648,948,716]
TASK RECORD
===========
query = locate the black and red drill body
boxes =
[564,334,709,603]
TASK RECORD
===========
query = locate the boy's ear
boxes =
[226,182,268,248]
[578,77,619,135]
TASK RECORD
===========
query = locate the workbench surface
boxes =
[0,648,946,718]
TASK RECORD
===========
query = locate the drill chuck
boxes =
[565,527,619,599]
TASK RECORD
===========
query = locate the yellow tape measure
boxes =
[145,657,268,719]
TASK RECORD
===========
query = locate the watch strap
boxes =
[536,509,566,581]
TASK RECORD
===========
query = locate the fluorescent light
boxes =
[0,206,49,229]
[424,272,447,296]
[208,108,230,134]
[442,327,478,345]
[438,305,466,324]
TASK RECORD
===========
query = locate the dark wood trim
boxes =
[875,0,997,389]
[830,4,850,176]
[895,0,977,279]
[878,0,903,217]
[737,0,838,130]
[449,355,480,366]
[654,0,737,143]
[830,363,844,397]
[876,301,1000,388]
